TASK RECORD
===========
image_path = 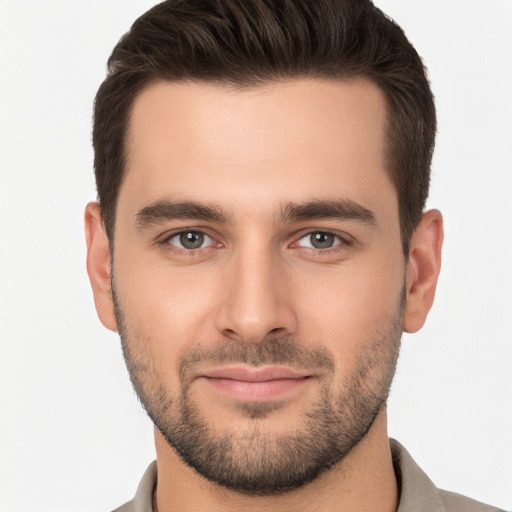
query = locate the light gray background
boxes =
[1,1,511,511]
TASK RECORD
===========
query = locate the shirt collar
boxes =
[391,438,445,512]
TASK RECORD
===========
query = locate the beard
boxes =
[113,284,403,495]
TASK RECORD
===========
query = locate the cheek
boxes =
[292,252,404,369]
[113,253,224,384]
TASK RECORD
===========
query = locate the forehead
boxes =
[121,78,394,220]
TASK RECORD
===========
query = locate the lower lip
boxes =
[203,377,310,401]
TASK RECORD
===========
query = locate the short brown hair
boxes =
[93,0,436,254]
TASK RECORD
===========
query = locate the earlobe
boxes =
[84,202,118,332]
[403,209,444,333]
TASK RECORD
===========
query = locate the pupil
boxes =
[311,232,334,249]
[180,231,204,249]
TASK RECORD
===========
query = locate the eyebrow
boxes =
[135,198,376,229]
[135,200,230,228]
[279,199,377,226]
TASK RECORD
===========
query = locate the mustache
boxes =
[179,337,335,383]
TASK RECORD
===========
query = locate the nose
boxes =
[215,248,298,343]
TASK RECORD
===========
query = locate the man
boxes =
[84,1,505,511]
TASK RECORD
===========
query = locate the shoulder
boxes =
[438,489,507,512]
[391,439,507,512]
[112,502,135,512]
[111,461,157,512]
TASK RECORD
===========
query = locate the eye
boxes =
[166,230,216,250]
[296,231,343,250]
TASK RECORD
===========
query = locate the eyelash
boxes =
[159,229,353,256]
[160,229,221,255]
[292,231,352,252]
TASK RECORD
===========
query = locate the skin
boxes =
[85,78,443,512]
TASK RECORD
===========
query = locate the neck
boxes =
[153,409,398,512]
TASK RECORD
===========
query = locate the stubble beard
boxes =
[113,285,403,495]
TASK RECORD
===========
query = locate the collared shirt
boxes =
[113,439,506,512]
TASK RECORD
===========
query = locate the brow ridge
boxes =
[135,198,376,228]
[135,200,229,227]
[279,199,376,225]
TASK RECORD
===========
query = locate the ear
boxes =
[84,202,118,332]
[403,209,444,333]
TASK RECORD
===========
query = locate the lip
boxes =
[202,366,309,381]
[199,366,312,401]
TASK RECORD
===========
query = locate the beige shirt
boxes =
[113,439,506,512]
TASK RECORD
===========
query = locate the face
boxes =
[111,79,406,493]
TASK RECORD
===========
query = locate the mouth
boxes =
[199,366,313,401]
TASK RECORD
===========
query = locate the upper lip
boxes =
[201,366,310,382]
